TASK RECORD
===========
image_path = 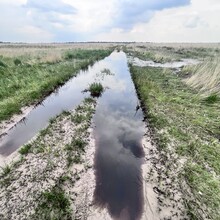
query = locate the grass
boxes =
[64,49,110,61]
[0,49,112,122]
[203,93,220,104]
[183,57,220,95]
[0,164,11,177]
[130,65,220,219]
[101,68,114,75]
[88,82,104,97]
[19,143,32,155]
[125,45,218,63]
[33,187,72,220]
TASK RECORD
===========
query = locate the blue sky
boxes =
[0,0,219,42]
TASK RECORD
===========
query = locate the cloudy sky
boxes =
[0,0,219,42]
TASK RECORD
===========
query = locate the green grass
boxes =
[0,164,11,177]
[88,82,104,97]
[0,49,112,122]
[64,49,111,60]
[203,93,220,104]
[130,65,220,219]
[19,143,32,155]
[33,187,71,220]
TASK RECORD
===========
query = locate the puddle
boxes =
[92,52,145,220]
[0,57,111,157]
[130,57,200,69]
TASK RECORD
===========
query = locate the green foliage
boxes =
[88,82,104,97]
[0,60,7,68]
[71,113,86,124]
[14,58,22,66]
[34,187,71,220]
[19,144,32,155]
[0,164,11,177]
[203,93,219,104]
[64,49,111,60]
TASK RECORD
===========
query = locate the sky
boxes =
[0,0,220,42]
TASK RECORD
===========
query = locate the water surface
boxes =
[93,52,145,220]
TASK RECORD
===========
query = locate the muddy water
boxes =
[0,57,111,157]
[92,52,146,220]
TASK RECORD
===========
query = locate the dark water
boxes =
[93,52,145,220]
[0,56,110,156]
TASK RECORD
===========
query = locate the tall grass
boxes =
[184,58,220,95]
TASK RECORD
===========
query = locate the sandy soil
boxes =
[0,99,97,219]
[0,102,189,220]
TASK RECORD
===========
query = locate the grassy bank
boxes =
[0,49,111,122]
[130,65,220,219]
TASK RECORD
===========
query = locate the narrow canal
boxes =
[92,52,145,220]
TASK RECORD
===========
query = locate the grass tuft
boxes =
[0,164,11,177]
[14,58,22,66]
[34,187,71,220]
[88,82,104,97]
[19,144,32,155]
[203,93,219,104]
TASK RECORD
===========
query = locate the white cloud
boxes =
[95,0,220,42]
[184,14,208,28]
[0,0,219,42]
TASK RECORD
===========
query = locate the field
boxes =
[0,43,220,219]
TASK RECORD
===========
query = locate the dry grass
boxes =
[184,57,220,95]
